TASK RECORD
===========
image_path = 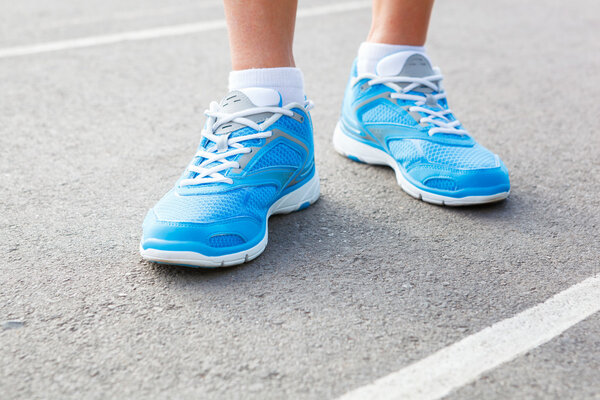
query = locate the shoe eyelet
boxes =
[290,112,304,123]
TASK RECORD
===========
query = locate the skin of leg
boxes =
[224,0,298,70]
[368,0,434,45]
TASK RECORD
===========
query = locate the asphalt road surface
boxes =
[1,0,599,399]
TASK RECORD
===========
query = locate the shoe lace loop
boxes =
[179,100,312,187]
[358,72,468,137]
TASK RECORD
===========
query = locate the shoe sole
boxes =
[139,172,320,268]
[333,122,509,206]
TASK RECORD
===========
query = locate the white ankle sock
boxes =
[357,42,426,75]
[228,67,305,105]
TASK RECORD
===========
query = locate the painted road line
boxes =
[338,275,600,400]
[41,2,223,29]
[0,1,370,59]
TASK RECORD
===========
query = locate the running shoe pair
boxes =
[140,52,510,267]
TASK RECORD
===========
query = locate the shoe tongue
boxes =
[219,87,281,112]
[214,87,281,135]
[376,51,434,78]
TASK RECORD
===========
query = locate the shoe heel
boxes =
[270,171,320,216]
[333,122,391,166]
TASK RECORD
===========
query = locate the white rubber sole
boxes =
[139,172,320,268]
[333,122,509,206]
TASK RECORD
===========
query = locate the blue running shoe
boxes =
[334,52,510,205]
[141,88,319,267]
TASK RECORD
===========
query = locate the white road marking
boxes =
[0,1,370,59]
[41,2,222,29]
[338,275,600,400]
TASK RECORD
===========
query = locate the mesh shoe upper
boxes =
[387,139,499,170]
[339,51,510,196]
[142,88,315,255]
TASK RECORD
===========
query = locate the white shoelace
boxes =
[179,100,312,187]
[356,71,468,137]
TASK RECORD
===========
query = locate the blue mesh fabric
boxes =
[388,139,421,168]
[424,178,458,191]
[274,113,310,141]
[420,142,497,169]
[246,185,278,210]
[154,185,278,222]
[361,103,417,126]
[388,139,497,170]
[248,143,303,172]
[209,234,245,248]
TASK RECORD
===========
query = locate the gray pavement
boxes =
[1,0,599,399]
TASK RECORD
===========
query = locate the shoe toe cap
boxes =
[141,209,264,256]
[408,157,510,197]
